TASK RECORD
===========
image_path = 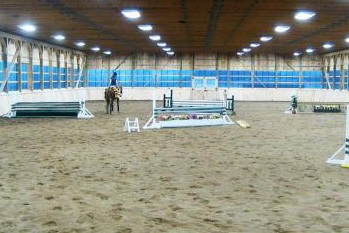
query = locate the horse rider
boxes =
[110,71,123,94]
[110,71,117,86]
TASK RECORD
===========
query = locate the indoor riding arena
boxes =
[1,1,349,233]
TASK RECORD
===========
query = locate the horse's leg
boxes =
[110,99,114,114]
[116,98,120,112]
[106,100,109,114]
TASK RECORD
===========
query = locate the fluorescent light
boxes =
[157,42,167,47]
[52,34,65,41]
[294,11,316,21]
[260,36,273,42]
[138,24,152,31]
[242,48,251,52]
[18,24,36,32]
[75,41,85,47]
[237,52,244,56]
[167,51,174,55]
[103,51,112,55]
[346,37,349,43]
[149,35,161,41]
[293,52,301,56]
[274,25,291,33]
[306,48,315,53]
[163,47,171,52]
[91,47,100,52]
[250,43,260,48]
[121,9,141,19]
[323,43,334,49]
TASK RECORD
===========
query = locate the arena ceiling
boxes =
[0,0,349,56]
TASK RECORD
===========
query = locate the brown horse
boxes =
[104,86,122,114]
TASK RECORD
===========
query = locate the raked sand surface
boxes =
[1,100,349,233]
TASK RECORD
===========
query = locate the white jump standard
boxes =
[326,105,349,168]
[143,92,234,129]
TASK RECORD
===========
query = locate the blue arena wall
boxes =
[87,69,348,90]
[1,62,348,91]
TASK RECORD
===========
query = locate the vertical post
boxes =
[179,53,183,88]
[191,53,195,89]
[215,53,219,87]
[70,54,75,88]
[251,54,255,88]
[17,41,22,92]
[227,54,231,88]
[64,51,68,88]
[1,38,8,92]
[57,50,61,89]
[39,46,44,90]
[340,54,345,90]
[333,56,337,89]
[274,53,278,88]
[154,53,158,88]
[76,55,81,88]
[231,95,235,114]
[131,52,136,88]
[48,48,53,89]
[170,89,173,107]
[28,44,33,91]
[344,106,349,165]
[299,55,303,89]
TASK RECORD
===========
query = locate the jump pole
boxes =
[326,104,349,168]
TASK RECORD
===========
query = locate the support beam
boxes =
[56,50,61,89]
[17,41,22,92]
[70,54,75,88]
[28,44,33,91]
[1,40,21,93]
[39,46,44,90]
[299,56,303,89]
[75,56,86,88]
[340,54,345,90]
[251,55,255,88]
[274,54,278,88]
[64,51,68,88]
[48,48,53,89]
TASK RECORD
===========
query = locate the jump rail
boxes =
[143,92,234,129]
[163,90,235,114]
[3,101,93,118]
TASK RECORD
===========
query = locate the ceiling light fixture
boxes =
[157,42,167,47]
[121,9,141,19]
[103,51,112,55]
[306,48,315,53]
[18,24,36,32]
[323,43,334,49]
[163,47,171,52]
[149,35,161,41]
[345,37,349,43]
[91,46,100,52]
[75,41,85,47]
[294,11,316,21]
[293,52,301,56]
[237,52,244,56]
[52,34,65,41]
[138,24,153,31]
[167,51,174,55]
[274,25,291,33]
[250,43,261,48]
[242,48,251,52]
[260,36,273,42]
